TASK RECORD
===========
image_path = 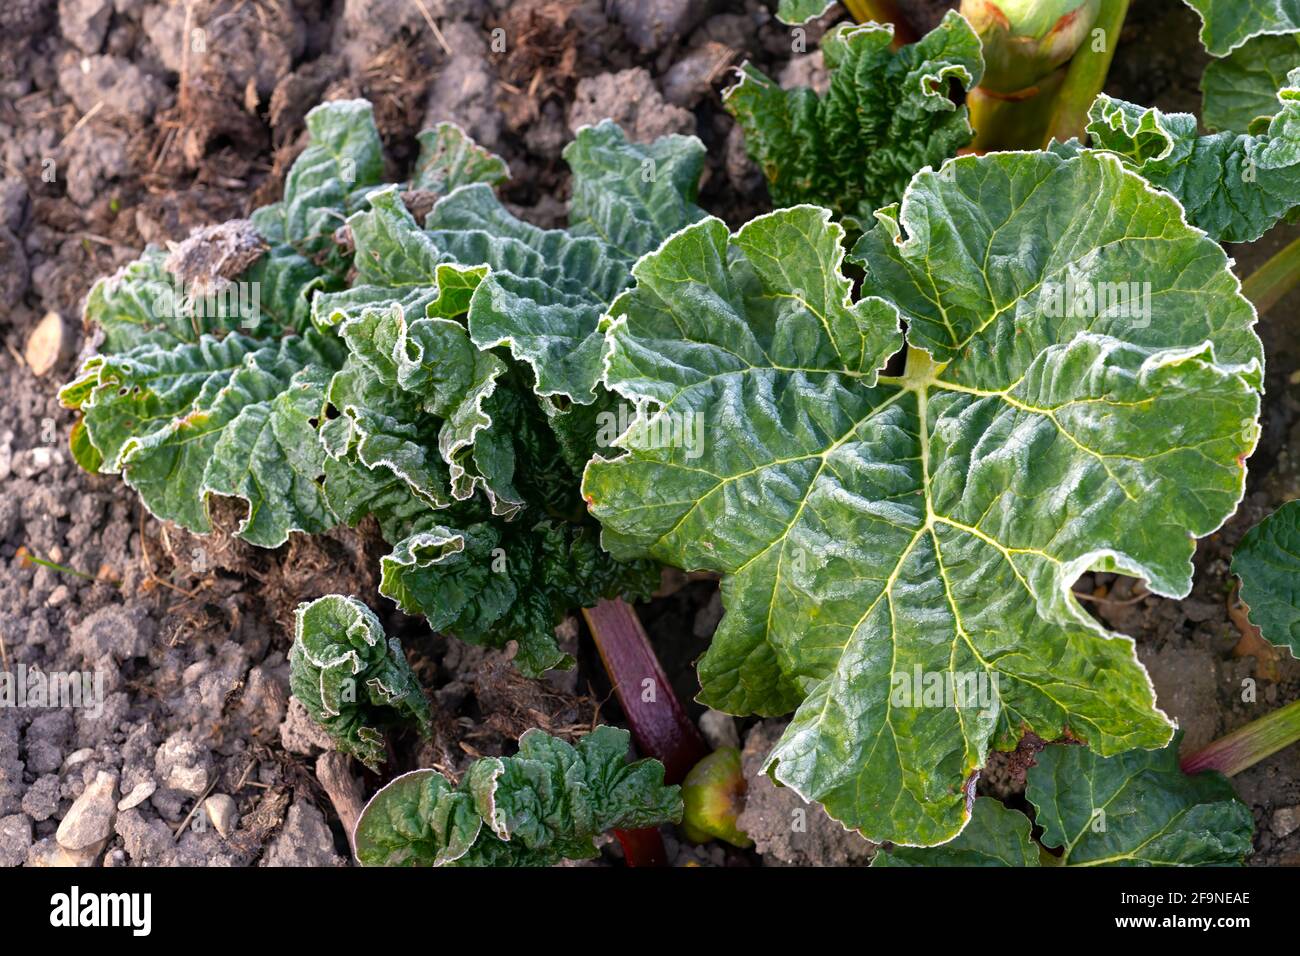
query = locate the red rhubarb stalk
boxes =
[1181,698,1300,778]
[583,597,710,866]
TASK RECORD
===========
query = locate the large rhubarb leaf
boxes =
[1232,499,1300,656]
[1074,75,1300,243]
[290,595,432,771]
[425,120,706,404]
[354,726,682,866]
[725,13,983,229]
[1184,0,1300,56]
[1202,33,1300,132]
[876,738,1254,865]
[585,150,1262,847]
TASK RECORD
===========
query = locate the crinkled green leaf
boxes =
[250,99,385,263]
[411,122,510,194]
[60,330,346,546]
[355,726,682,867]
[1184,0,1300,56]
[876,738,1254,865]
[425,120,706,404]
[1202,33,1300,132]
[1079,75,1300,242]
[290,595,432,772]
[725,13,983,228]
[873,796,1040,866]
[380,518,658,677]
[774,0,837,26]
[586,151,1263,847]
[1232,498,1300,656]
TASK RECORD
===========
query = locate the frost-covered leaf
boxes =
[1232,499,1300,656]
[774,0,837,25]
[411,122,510,194]
[250,99,385,264]
[586,151,1262,847]
[876,738,1254,865]
[1202,33,1300,132]
[426,120,706,404]
[60,330,346,547]
[725,13,983,228]
[290,595,432,772]
[1078,76,1300,242]
[380,518,659,677]
[1184,0,1300,56]
[354,726,682,866]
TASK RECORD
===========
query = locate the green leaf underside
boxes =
[774,0,838,26]
[290,595,431,771]
[876,738,1253,865]
[1184,0,1300,56]
[725,14,983,228]
[1232,499,1300,656]
[411,122,510,194]
[1075,73,1300,243]
[353,726,682,866]
[584,150,1262,846]
[1202,33,1300,132]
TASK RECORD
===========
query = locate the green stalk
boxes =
[1181,698,1300,777]
[1242,235,1300,317]
[1043,0,1129,145]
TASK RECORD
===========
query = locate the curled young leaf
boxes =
[1076,72,1300,243]
[290,595,432,772]
[586,150,1262,847]
[354,726,682,866]
[725,13,983,229]
[411,122,510,195]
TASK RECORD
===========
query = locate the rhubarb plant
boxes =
[1202,33,1300,133]
[874,737,1255,866]
[60,99,695,676]
[724,12,984,228]
[353,725,682,866]
[290,595,431,771]
[585,149,1263,847]
[1232,499,1300,657]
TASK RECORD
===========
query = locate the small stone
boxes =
[45,585,71,608]
[116,780,156,811]
[27,835,106,867]
[260,799,345,867]
[155,732,212,797]
[699,709,740,750]
[55,770,118,851]
[24,311,69,377]
[204,793,238,838]
[1272,805,1300,839]
[12,446,62,479]
[62,748,95,769]
[0,813,32,867]
[21,774,60,822]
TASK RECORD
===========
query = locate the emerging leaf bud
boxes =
[960,0,1100,93]
[681,748,752,848]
